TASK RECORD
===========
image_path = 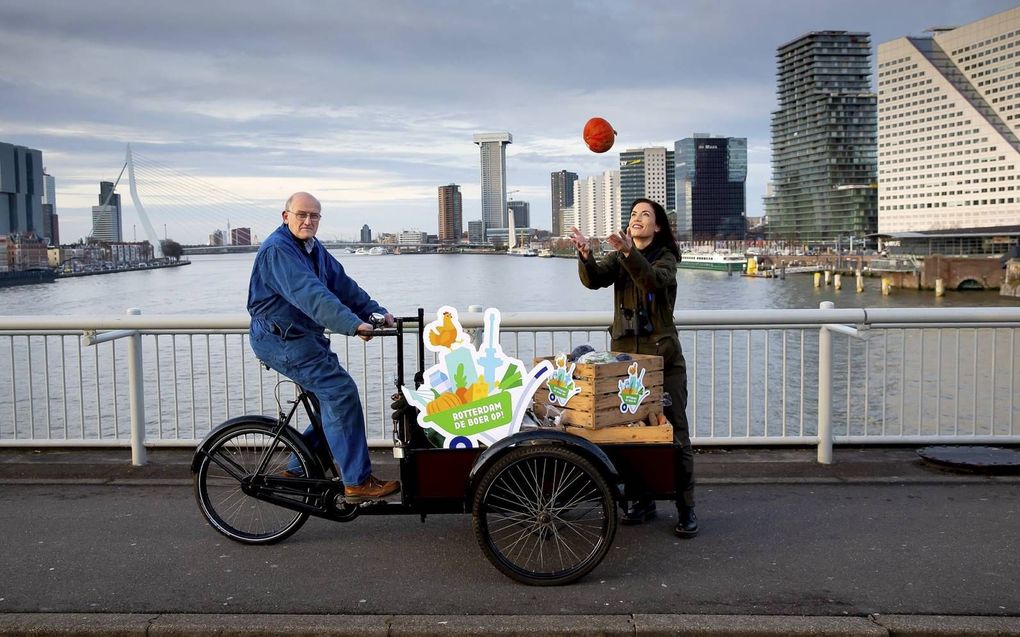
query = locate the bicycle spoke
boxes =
[197,426,311,544]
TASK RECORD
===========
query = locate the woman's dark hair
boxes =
[629,198,679,258]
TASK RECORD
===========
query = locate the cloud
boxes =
[2,0,1018,242]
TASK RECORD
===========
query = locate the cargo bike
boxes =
[191,309,675,585]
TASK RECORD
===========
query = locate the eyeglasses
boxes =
[288,211,322,222]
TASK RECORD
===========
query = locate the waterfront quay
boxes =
[56,258,190,279]
[1,446,1018,636]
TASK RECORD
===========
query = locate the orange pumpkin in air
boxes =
[583,117,617,153]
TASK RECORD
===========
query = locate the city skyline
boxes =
[2,1,1018,244]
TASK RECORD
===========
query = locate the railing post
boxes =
[467,304,484,348]
[817,301,834,464]
[126,308,147,466]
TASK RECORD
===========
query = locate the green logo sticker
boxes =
[401,306,553,448]
[546,353,581,406]
[617,362,651,414]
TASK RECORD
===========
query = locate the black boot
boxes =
[621,500,656,525]
[674,506,699,538]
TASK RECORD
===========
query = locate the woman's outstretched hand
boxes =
[569,226,590,259]
[605,230,633,256]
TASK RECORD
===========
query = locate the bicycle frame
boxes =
[234,311,430,521]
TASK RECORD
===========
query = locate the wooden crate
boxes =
[565,421,673,444]
[532,353,663,429]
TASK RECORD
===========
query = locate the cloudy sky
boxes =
[2,0,1018,244]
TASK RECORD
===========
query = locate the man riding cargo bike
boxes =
[192,192,683,585]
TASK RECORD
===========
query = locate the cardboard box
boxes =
[532,352,663,430]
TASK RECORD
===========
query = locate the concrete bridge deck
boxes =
[0,446,1018,636]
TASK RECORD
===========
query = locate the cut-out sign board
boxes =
[401,307,552,448]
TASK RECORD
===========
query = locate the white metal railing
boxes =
[1,305,1018,465]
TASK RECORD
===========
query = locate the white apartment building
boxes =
[91,204,122,242]
[642,147,669,210]
[571,170,621,239]
[877,6,1020,233]
[559,203,578,236]
[600,170,621,237]
[398,230,428,245]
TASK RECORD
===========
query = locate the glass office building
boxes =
[0,141,44,237]
[675,135,747,240]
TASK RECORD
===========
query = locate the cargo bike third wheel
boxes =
[471,445,618,585]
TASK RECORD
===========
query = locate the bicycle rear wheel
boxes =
[194,422,314,544]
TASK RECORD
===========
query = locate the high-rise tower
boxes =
[438,183,463,243]
[550,170,578,236]
[473,132,513,235]
[91,180,123,242]
[767,31,877,243]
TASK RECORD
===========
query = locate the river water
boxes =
[2,251,1016,316]
[1,252,1017,443]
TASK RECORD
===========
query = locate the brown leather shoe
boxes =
[344,475,400,502]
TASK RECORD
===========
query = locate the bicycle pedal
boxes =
[342,490,401,507]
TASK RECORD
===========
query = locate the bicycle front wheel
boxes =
[472,445,618,585]
[194,422,314,544]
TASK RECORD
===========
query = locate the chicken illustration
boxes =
[428,311,462,349]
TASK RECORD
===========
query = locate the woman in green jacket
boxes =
[569,198,697,538]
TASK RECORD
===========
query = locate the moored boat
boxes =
[507,247,538,257]
[678,250,746,272]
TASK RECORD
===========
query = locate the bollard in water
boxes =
[814,272,821,288]
[833,273,842,290]
[882,277,891,296]
[856,272,864,293]
[935,278,945,297]
[824,271,831,285]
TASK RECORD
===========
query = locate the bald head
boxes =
[282,192,322,241]
[285,192,320,213]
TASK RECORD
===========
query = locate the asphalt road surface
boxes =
[1,479,1018,617]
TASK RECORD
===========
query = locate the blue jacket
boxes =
[247,224,386,337]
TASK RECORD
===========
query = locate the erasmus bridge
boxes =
[116,146,492,255]
[111,145,298,256]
